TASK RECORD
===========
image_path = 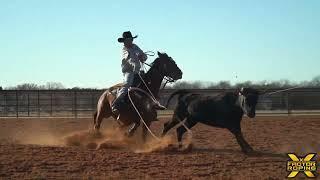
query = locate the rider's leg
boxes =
[111,72,135,118]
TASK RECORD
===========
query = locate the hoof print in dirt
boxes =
[90,131,103,139]
[86,142,98,150]
[98,141,125,150]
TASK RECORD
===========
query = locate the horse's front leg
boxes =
[142,110,157,142]
[142,120,151,143]
[126,120,141,137]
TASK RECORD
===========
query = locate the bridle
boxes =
[142,61,175,90]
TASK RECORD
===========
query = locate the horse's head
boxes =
[237,87,260,118]
[151,51,182,81]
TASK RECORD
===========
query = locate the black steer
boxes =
[161,87,260,154]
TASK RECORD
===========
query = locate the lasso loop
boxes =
[144,51,155,56]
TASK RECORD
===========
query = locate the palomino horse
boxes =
[93,52,182,142]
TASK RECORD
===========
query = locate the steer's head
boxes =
[238,87,259,118]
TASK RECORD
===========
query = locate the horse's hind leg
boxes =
[94,107,112,131]
[94,111,103,130]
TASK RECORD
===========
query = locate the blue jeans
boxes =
[112,72,137,112]
[117,72,136,97]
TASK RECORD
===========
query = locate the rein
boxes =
[143,62,174,90]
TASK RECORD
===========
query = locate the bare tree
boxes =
[309,75,320,87]
[45,82,65,90]
[15,83,39,90]
[215,81,232,89]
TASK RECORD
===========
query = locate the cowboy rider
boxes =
[112,31,165,120]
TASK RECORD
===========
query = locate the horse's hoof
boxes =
[93,124,100,131]
[242,148,254,155]
[125,131,133,138]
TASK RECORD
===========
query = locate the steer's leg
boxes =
[162,113,186,137]
[162,104,188,137]
[176,117,197,148]
[230,128,253,154]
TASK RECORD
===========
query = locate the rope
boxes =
[266,86,303,95]
[137,73,162,107]
[260,85,303,97]
[144,51,155,56]
[128,87,161,141]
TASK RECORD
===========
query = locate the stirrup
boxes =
[155,102,166,110]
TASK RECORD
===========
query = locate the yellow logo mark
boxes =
[287,153,317,178]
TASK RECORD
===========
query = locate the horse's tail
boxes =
[166,89,191,108]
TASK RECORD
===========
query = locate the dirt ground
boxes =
[0,115,319,179]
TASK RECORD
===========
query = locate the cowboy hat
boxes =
[117,31,138,43]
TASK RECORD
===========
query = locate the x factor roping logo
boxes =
[287,153,317,178]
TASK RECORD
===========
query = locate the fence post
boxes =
[27,92,30,117]
[74,91,77,118]
[50,92,53,116]
[16,90,18,118]
[4,91,7,117]
[286,92,290,115]
[38,90,40,117]
[91,93,95,114]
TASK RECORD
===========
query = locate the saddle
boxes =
[108,72,144,105]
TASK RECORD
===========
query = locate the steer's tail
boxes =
[166,90,191,108]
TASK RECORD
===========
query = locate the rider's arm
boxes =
[135,45,147,63]
[121,48,134,73]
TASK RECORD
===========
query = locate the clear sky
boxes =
[1,0,319,88]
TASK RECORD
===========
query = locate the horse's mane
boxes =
[149,53,172,67]
[149,57,161,67]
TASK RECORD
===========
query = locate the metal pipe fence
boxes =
[1,88,320,118]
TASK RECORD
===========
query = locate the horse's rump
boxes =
[108,83,124,92]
